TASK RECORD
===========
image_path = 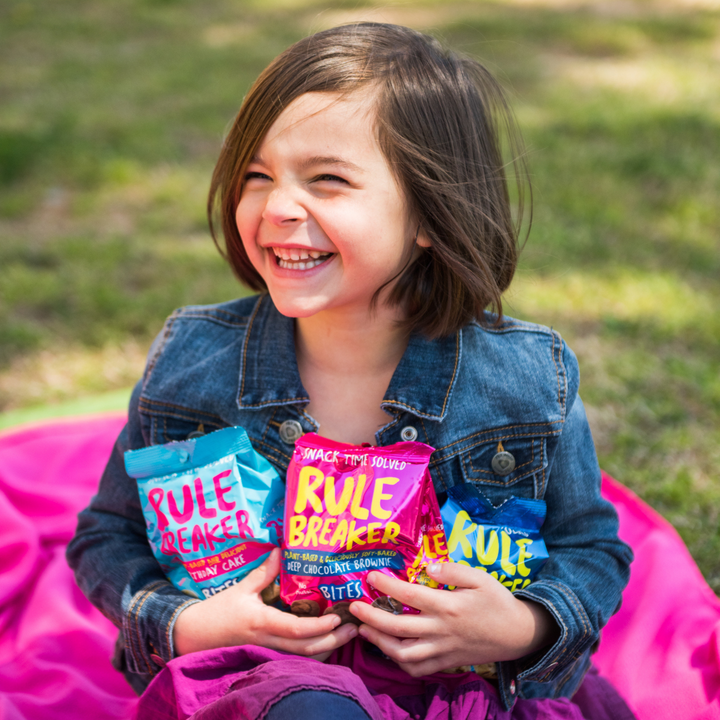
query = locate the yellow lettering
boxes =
[381,522,400,544]
[350,474,369,520]
[319,517,336,545]
[432,532,449,559]
[500,531,517,576]
[346,521,367,550]
[294,466,324,513]
[367,522,383,543]
[329,518,348,548]
[302,516,322,547]
[288,515,307,547]
[423,533,437,559]
[370,476,399,520]
[476,526,499,566]
[447,511,476,558]
[324,476,354,516]
[516,539,533,577]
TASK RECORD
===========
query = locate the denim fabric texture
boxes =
[265,690,372,720]
[66,293,633,711]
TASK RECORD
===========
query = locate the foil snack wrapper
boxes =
[125,426,284,599]
[440,483,548,592]
[281,434,449,619]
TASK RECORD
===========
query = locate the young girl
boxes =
[67,22,634,720]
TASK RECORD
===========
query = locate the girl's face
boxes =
[235,91,428,321]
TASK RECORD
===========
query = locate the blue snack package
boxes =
[124,426,284,599]
[440,484,548,592]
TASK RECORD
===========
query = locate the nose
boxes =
[261,185,307,227]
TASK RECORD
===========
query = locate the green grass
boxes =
[0,387,131,432]
[1,0,719,589]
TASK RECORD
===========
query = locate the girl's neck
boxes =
[294,305,410,445]
[295,306,408,379]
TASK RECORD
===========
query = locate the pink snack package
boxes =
[281,433,449,621]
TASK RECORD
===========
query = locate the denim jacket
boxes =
[67,294,632,710]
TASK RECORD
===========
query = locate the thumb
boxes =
[425,559,493,590]
[243,546,281,594]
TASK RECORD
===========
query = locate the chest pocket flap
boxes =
[460,435,548,505]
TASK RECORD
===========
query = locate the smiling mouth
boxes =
[271,247,333,270]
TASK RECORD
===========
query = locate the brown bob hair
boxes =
[208,22,529,338]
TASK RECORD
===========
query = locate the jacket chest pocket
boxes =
[146,414,226,445]
[459,436,548,507]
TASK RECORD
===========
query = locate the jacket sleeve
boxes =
[496,339,633,708]
[66,380,200,686]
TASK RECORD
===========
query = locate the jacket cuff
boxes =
[122,580,201,677]
[495,579,596,710]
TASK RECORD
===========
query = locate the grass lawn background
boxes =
[1,0,719,588]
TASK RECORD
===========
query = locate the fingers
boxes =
[241,547,281,595]
[279,620,358,657]
[425,560,497,591]
[356,623,435,666]
[349,601,428,638]
[365,571,439,612]
[264,604,342,639]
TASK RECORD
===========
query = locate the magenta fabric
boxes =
[0,415,718,719]
[0,414,137,720]
[135,642,598,720]
[594,473,720,718]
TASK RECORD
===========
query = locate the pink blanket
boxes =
[0,415,718,719]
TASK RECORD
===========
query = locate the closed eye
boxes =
[313,173,348,184]
[245,171,272,182]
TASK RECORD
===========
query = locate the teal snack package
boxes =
[440,484,548,592]
[124,426,284,599]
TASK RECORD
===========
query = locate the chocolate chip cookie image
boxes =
[290,599,320,617]
[323,601,361,626]
[371,596,403,615]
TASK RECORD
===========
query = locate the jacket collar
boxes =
[237,294,461,422]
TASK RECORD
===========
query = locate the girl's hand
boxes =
[173,548,357,659]
[348,562,559,677]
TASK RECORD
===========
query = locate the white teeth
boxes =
[276,256,330,270]
[270,247,331,270]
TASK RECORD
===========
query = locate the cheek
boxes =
[235,201,260,249]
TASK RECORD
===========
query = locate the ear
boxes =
[416,228,432,248]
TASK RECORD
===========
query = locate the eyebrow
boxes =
[301,156,365,174]
[250,155,365,174]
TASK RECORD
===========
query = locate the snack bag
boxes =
[281,434,449,621]
[439,484,549,679]
[125,426,284,599]
[441,483,548,593]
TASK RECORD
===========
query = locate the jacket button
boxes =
[150,653,166,667]
[509,679,516,695]
[400,426,418,442]
[279,420,304,444]
[491,451,515,476]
